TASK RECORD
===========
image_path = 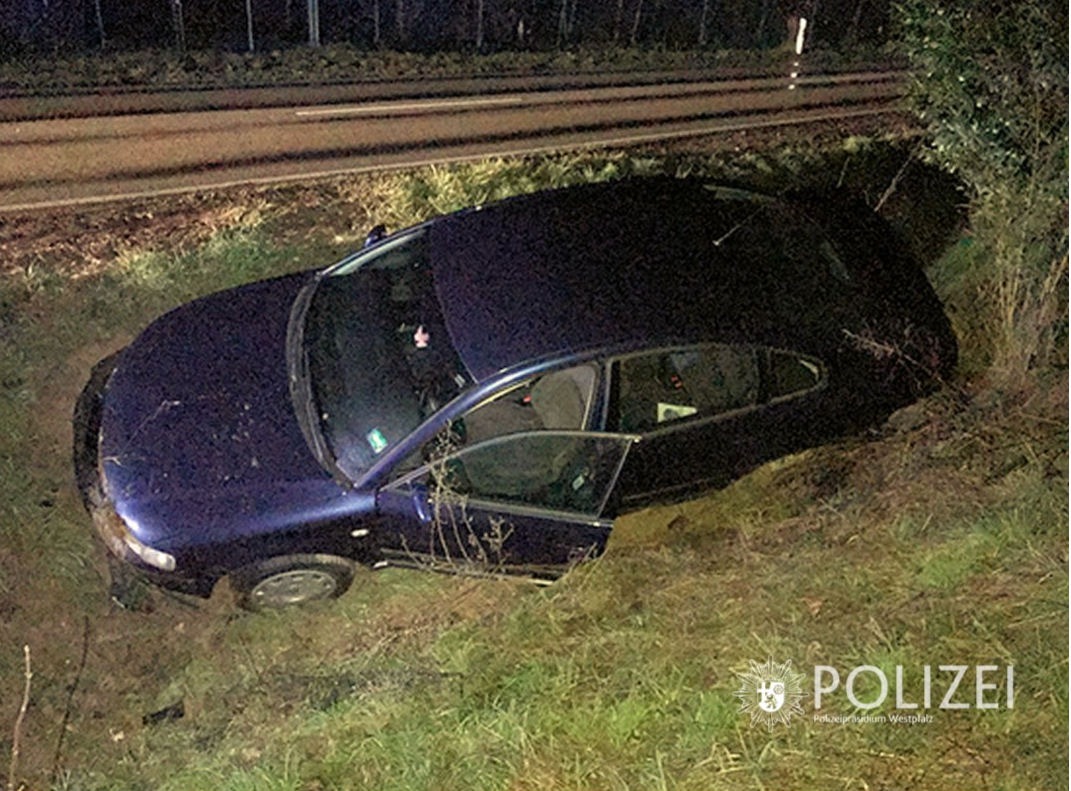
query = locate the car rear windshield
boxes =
[302,231,467,478]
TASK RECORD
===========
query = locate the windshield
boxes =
[297,231,468,479]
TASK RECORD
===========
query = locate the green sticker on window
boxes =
[366,428,388,454]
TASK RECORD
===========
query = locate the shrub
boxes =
[895,0,1068,388]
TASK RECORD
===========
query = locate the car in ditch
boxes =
[74,177,956,610]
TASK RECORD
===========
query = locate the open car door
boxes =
[376,431,634,580]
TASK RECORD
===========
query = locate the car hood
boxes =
[98,272,352,551]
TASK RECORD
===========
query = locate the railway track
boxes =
[0,69,907,212]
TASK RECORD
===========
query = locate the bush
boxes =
[895,0,1068,387]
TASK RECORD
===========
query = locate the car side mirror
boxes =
[364,224,388,248]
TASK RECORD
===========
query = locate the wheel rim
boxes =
[249,568,338,608]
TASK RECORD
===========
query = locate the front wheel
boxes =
[231,554,356,611]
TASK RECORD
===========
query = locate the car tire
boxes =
[231,554,356,611]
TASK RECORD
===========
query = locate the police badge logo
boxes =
[734,659,806,729]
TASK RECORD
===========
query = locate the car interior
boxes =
[463,364,598,443]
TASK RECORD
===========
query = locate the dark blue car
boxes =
[74,178,956,609]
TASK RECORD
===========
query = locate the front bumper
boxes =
[72,353,118,513]
[73,352,216,600]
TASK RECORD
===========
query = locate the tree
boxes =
[169,0,186,52]
[245,0,255,51]
[630,0,644,45]
[896,0,1068,385]
[475,0,485,49]
[698,0,712,46]
[307,0,320,45]
[92,0,106,48]
[613,0,625,43]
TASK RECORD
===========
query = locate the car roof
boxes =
[426,178,855,383]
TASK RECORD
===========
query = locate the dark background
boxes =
[1,0,892,58]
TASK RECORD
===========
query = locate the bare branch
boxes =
[7,645,32,791]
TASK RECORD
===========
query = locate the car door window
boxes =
[614,345,760,432]
[389,363,601,478]
[432,432,630,516]
[611,344,824,432]
[462,363,598,445]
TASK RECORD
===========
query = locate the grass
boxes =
[0,144,1066,790]
[95,447,1062,791]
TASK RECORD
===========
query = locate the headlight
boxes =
[91,504,176,572]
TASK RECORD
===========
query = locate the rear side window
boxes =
[610,344,823,432]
